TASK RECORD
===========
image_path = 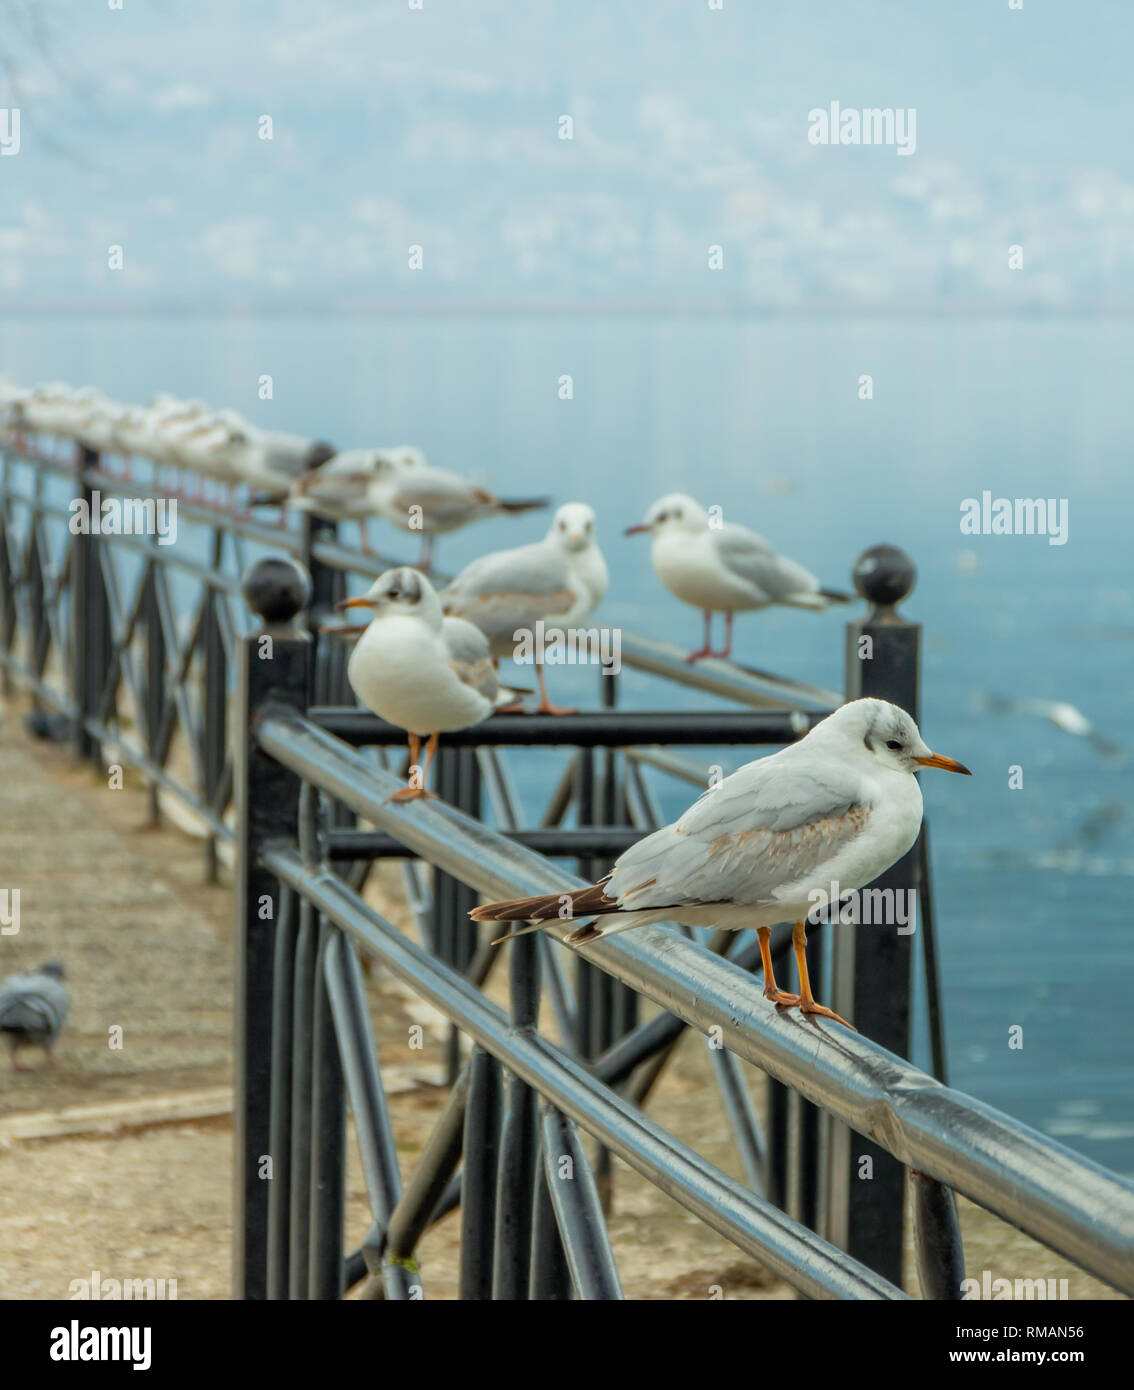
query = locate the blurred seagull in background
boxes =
[286,447,395,551]
[339,567,524,802]
[971,692,1125,764]
[0,961,70,1070]
[442,502,608,715]
[472,698,971,1029]
[626,492,852,662]
[365,447,550,570]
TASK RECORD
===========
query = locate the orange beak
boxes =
[335,596,375,611]
[914,753,972,775]
[624,523,650,536]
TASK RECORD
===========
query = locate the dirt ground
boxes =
[0,697,1121,1300]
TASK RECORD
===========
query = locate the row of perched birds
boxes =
[0,375,853,799]
[0,377,550,567]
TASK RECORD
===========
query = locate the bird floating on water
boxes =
[472,698,971,1029]
[626,492,852,663]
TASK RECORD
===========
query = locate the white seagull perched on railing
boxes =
[441,502,608,715]
[472,698,971,1029]
[626,492,852,663]
[363,448,550,570]
[284,447,396,550]
[339,566,526,802]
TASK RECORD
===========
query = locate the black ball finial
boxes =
[242,555,311,624]
[852,544,915,610]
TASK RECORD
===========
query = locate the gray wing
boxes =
[715,523,822,602]
[294,451,381,506]
[605,753,870,909]
[0,972,70,1043]
[442,617,499,702]
[261,431,315,481]
[390,464,489,524]
[443,541,575,641]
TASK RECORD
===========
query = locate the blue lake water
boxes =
[4,313,1132,1171]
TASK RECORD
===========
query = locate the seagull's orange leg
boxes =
[793,920,855,1029]
[534,658,577,716]
[684,609,715,664]
[757,926,800,1007]
[386,732,440,803]
[712,611,734,661]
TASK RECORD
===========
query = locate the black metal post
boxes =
[233,555,312,1299]
[72,446,111,765]
[141,564,165,825]
[308,919,346,1299]
[827,544,920,1285]
[461,1046,503,1299]
[202,549,226,882]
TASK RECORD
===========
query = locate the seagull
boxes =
[471,698,971,1028]
[0,961,70,1069]
[366,447,550,569]
[285,447,392,550]
[441,502,609,715]
[626,492,852,663]
[338,566,524,802]
[186,416,336,518]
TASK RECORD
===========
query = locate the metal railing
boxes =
[5,432,1133,1299]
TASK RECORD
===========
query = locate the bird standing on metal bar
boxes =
[626,493,852,663]
[339,567,526,802]
[287,446,548,568]
[366,447,550,571]
[441,502,609,716]
[0,961,70,1069]
[471,699,970,1029]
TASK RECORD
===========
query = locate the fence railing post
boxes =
[233,555,313,1299]
[71,445,111,765]
[826,543,920,1285]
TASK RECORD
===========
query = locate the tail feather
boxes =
[471,880,618,944]
[495,496,551,514]
[0,998,52,1035]
[818,587,853,603]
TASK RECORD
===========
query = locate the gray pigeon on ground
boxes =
[0,961,69,1069]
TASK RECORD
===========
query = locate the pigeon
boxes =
[0,961,70,1069]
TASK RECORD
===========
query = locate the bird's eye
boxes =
[657,511,667,522]
[673,508,682,519]
[885,739,902,750]
[559,521,566,530]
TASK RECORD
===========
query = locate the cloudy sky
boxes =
[2,0,1132,312]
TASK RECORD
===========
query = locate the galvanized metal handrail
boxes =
[261,841,904,1299]
[254,704,1134,1297]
